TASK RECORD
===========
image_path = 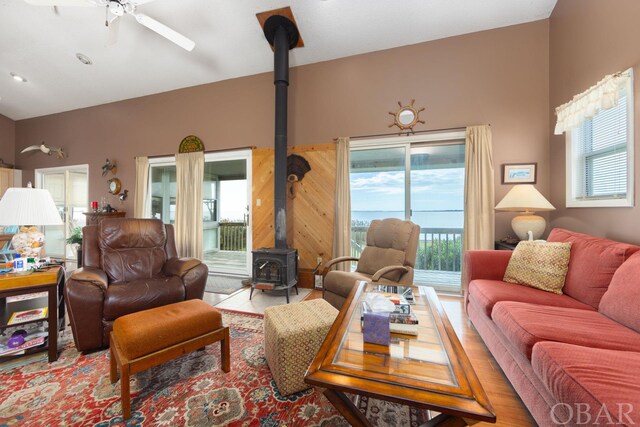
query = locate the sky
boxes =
[351,168,465,213]
[219,180,248,221]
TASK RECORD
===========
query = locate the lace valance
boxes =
[554,69,631,135]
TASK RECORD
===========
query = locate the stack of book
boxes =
[362,290,420,336]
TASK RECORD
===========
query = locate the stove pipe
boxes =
[263,15,300,250]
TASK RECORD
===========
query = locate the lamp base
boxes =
[511,215,546,241]
[11,226,45,258]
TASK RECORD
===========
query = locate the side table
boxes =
[0,266,65,362]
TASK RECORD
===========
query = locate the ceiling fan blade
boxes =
[24,0,95,6]
[133,13,195,51]
[106,15,120,46]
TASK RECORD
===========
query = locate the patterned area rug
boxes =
[0,310,430,426]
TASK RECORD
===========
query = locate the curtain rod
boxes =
[341,125,479,141]
[136,145,255,160]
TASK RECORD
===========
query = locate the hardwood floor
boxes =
[437,294,536,427]
[303,289,536,427]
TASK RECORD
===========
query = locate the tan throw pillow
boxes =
[503,241,572,294]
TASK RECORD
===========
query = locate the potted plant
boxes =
[66,227,83,268]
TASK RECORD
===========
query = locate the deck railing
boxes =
[219,222,247,251]
[351,226,463,272]
[218,221,462,272]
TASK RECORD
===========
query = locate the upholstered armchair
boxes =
[323,218,420,310]
[65,218,208,352]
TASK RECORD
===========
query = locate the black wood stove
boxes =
[250,13,301,303]
[250,248,298,303]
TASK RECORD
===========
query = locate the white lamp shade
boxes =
[0,187,63,226]
[495,184,555,213]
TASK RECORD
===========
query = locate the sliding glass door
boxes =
[409,144,465,291]
[36,165,89,260]
[350,135,465,291]
[203,151,251,276]
[350,147,406,269]
[148,149,252,276]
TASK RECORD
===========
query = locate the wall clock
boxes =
[108,178,122,195]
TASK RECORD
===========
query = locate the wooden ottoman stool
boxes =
[264,298,338,396]
[110,299,230,419]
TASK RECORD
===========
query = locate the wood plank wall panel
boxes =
[252,148,275,250]
[252,143,336,276]
[288,143,336,270]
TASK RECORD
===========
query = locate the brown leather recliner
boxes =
[323,218,420,310]
[65,218,208,352]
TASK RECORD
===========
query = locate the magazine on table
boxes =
[6,292,48,303]
[0,336,46,356]
[8,307,48,325]
[371,285,416,304]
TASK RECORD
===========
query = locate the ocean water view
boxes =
[352,210,464,229]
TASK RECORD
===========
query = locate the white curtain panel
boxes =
[333,137,352,271]
[175,151,204,259]
[463,125,495,252]
[555,70,631,135]
[133,156,149,218]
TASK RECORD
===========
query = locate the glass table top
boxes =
[331,283,456,387]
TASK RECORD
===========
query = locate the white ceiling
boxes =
[0,0,557,120]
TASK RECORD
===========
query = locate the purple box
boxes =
[363,311,390,346]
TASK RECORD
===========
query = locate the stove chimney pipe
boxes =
[263,15,300,249]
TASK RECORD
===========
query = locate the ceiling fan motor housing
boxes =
[108,1,130,16]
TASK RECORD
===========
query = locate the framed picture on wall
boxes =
[502,163,537,184]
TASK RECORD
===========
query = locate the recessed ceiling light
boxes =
[76,53,93,65]
[9,72,27,83]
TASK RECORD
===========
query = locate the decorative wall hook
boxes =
[102,159,117,176]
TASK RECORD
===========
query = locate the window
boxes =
[349,131,465,292]
[566,76,634,207]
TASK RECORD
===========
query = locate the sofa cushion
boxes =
[468,279,595,317]
[492,301,640,359]
[503,241,572,294]
[532,342,640,426]
[547,228,640,309]
[599,251,640,333]
[103,276,185,320]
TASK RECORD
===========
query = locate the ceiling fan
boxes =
[24,0,196,51]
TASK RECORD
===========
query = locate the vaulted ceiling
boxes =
[0,0,557,120]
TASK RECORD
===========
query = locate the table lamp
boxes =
[495,184,555,240]
[0,186,63,258]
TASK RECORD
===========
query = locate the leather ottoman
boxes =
[109,299,230,419]
[264,299,338,395]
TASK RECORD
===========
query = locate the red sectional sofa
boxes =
[464,228,640,426]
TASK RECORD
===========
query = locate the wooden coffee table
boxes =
[305,281,495,426]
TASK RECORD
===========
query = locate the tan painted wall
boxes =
[549,0,640,243]
[15,20,550,241]
[0,114,15,165]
